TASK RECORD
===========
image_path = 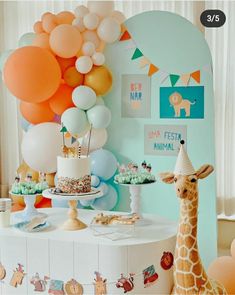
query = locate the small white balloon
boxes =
[74,5,89,18]
[97,17,121,43]
[82,30,100,49]
[83,13,99,30]
[72,85,97,110]
[87,105,111,129]
[72,17,86,32]
[82,128,108,151]
[75,56,93,74]
[82,41,96,56]
[92,52,105,66]
[88,1,114,18]
[96,97,105,105]
[111,10,126,24]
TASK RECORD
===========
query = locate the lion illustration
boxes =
[169,92,196,117]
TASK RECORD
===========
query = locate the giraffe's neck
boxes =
[174,191,208,292]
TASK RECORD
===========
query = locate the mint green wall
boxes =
[105,11,216,267]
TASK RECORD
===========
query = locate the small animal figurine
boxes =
[143,265,158,288]
[14,176,20,183]
[131,164,138,173]
[94,272,107,295]
[160,251,174,270]
[62,145,78,158]
[116,274,134,293]
[30,273,49,292]
[65,278,83,295]
[10,264,26,288]
[0,263,6,281]
[118,163,126,173]
[146,164,152,173]
[141,161,147,169]
[48,279,65,295]
[25,174,32,182]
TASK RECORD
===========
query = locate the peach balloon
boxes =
[208,256,235,295]
[17,161,39,182]
[20,100,55,124]
[42,13,58,33]
[50,24,82,58]
[72,17,86,32]
[82,30,100,49]
[96,40,106,53]
[63,66,84,87]
[88,1,114,18]
[231,239,235,258]
[74,5,89,18]
[56,11,75,25]
[111,10,126,24]
[49,84,74,115]
[33,33,52,53]
[33,21,44,34]
[41,12,53,21]
[3,46,61,103]
[84,65,112,95]
[56,56,76,74]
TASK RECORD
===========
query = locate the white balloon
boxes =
[75,56,93,74]
[82,30,100,49]
[74,5,89,18]
[88,1,114,18]
[83,13,100,30]
[82,41,96,56]
[72,85,96,110]
[21,123,62,173]
[82,128,108,151]
[97,17,121,43]
[87,105,111,129]
[96,97,105,105]
[111,10,126,24]
[72,17,86,32]
[92,52,105,66]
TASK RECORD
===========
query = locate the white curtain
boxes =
[0,0,204,197]
[205,1,235,216]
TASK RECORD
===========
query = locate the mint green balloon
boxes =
[18,32,36,47]
[61,107,89,135]
[0,49,14,72]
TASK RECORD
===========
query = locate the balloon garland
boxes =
[1,1,126,211]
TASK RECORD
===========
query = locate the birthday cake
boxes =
[56,145,91,194]
[114,161,156,185]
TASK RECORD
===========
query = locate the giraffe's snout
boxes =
[176,187,188,199]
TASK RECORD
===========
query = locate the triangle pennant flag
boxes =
[139,56,151,68]
[60,126,67,133]
[65,132,71,138]
[131,48,143,60]
[148,64,159,77]
[119,30,131,41]
[158,70,169,84]
[191,70,200,84]
[181,73,191,86]
[71,136,77,144]
[170,74,180,87]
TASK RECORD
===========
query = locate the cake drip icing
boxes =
[57,175,91,194]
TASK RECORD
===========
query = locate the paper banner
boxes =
[119,30,131,41]
[158,70,169,84]
[139,57,150,68]
[143,265,158,288]
[181,73,191,86]
[169,74,180,87]
[131,48,143,60]
[148,64,159,77]
[60,126,67,133]
[71,136,77,144]
[125,39,136,50]
[191,70,200,84]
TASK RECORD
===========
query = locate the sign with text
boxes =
[144,125,187,156]
[122,74,151,118]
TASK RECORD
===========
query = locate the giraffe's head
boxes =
[159,164,214,200]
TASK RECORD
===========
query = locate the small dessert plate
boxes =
[14,220,50,233]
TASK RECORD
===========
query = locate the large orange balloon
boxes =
[56,11,75,25]
[32,33,52,53]
[56,56,76,74]
[33,21,44,34]
[231,239,235,258]
[84,65,113,95]
[20,100,55,124]
[50,24,82,58]
[63,66,84,87]
[4,46,61,103]
[42,13,58,33]
[49,84,74,115]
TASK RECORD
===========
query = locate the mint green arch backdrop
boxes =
[105,11,216,267]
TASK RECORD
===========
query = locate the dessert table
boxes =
[0,208,177,295]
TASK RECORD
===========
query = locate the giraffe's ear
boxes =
[195,164,214,179]
[159,172,175,184]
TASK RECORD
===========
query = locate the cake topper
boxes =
[87,124,93,156]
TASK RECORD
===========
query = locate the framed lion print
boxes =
[159,86,204,119]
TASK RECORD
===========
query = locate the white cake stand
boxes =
[10,192,47,222]
[115,182,156,225]
[43,188,103,231]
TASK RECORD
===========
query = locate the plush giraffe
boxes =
[159,140,227,295]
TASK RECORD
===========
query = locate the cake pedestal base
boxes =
[62,200,87,231]
[42,188,103,231]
